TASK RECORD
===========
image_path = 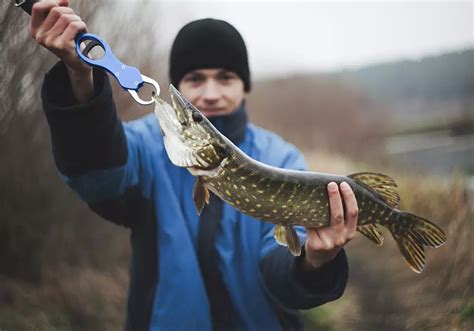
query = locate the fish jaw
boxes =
[169,84,192,119]
[153,85,230,171]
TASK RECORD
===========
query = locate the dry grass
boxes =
[0,267,128,331]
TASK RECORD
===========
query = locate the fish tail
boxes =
[389,212,446,273]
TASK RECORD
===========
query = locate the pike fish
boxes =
[153,85,447,273]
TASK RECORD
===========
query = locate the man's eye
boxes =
[218,72,238,82]
[220,74,233,81]
[184,75,203,83]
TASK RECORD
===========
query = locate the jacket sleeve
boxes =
[261,244,348,309]
[41,61,145,227]
[259,142,349,310]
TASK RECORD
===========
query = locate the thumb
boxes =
[58,0,70,7]
[305,227,321,244]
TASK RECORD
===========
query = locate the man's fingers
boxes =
[328,182,345,228]
[61,21,87,46]
[58,0,70,6]
[40,6,74,35]
[30,2,57,35]
[304,182,359,268]
[340,181,358,234]
[48,14,81,39]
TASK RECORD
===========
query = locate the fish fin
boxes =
[389,212,446,273]
[274,225,288,247]
[193,176,210,215]
[348,172,400,208]
[393,231,426,273]
[402,212,447,248]
[286,226,302,257]
[357,224,384,246]
[274,225,302,257]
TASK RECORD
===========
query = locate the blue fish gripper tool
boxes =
[75,33,160,105]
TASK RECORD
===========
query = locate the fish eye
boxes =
[192,111,203,122]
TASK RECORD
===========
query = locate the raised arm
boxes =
[31,1,149,227]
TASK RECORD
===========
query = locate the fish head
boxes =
[153,85,231,171]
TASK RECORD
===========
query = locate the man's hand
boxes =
[303,181,358,270]
[29,0,94,104]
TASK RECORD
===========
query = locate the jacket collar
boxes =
[209,101,248,145]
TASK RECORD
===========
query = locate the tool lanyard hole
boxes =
[81,40,105,60]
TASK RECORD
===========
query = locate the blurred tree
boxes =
[0,0,107,283]
[0,2,173,328]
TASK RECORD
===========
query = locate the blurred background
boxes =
[1,0,472,330]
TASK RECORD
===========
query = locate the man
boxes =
[30,1,359,330]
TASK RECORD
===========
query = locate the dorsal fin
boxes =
[348,172,400,208]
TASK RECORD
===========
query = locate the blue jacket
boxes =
[41,62,348,331]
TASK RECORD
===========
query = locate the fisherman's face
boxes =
[178,68,245,117]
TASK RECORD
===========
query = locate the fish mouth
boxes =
[153,96,181,137]
[153,85,214,170]
[169,84,192,116]
[154,84,206,126]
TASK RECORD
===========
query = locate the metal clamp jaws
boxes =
[75,33,160,105]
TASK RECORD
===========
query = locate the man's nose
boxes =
[201,80,221,102]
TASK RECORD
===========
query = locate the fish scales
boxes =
[153,85,447,273]
[206,150,394,229]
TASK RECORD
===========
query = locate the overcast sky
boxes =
[151,1,472,78]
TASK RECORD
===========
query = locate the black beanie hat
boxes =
[169,18,251,92]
